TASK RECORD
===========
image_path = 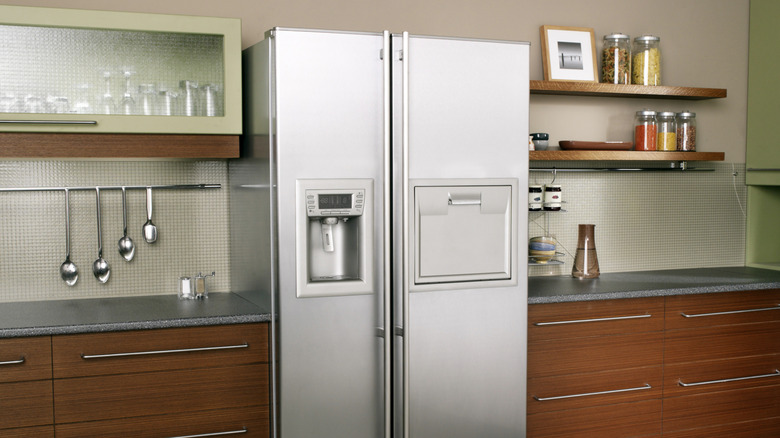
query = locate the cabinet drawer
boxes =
[0,380,53,430]
[665,355,780,397]
[54,363,268,424]
[528,366,662,414]
[527,399,661,438]
[529,297,664,341]
[665,321,780,364]
[1,426,54,437]
[55,405,268,438]
[661,417,780,438]
[665,290,780,330]
[663,383,780,433]
[52,323,267,378]
[529,331,663,378]
[0,336,52,382]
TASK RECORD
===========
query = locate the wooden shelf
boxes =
[530,81,727,100]
[530,151,725,161]
[0,133,239,158]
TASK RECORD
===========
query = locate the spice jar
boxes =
[676,111,696,151]
[632,35,661,85]
[634,109,657,151]
[529,185,543,211]
[601,33,631,84]
[656,111,677,151]
[543,185,562,211]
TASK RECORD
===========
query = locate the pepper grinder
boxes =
[194,271,215,299]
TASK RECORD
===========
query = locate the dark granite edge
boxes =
[528,281,780,304]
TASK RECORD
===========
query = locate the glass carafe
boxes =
[572,224,600,279]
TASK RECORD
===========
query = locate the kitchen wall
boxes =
[0,0,751,300]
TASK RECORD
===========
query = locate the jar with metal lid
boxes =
[529,185,543,211]
[634,109,657,151]
[631,35,661,85]
[676,111,696,151]
[543,185,562,211]
[601,33,631,84]
[656,111,676,151]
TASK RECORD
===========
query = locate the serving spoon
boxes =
[142,186,158,244]
[92,187,110,283]
[59,188,79,286]
[118,186,135,261]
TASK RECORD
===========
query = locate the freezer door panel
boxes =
[273,29,385,438]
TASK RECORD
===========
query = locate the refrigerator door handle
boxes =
[400,30,411,438]
[381,30,393,438]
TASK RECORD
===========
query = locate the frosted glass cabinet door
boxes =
[0,5,241,134]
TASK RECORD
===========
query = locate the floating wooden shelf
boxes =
[530,151,725,161]
[530,81,727,100]
[0,133,239,158]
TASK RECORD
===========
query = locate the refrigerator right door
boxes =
[393,34,529,438]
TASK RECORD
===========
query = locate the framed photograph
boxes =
[540,25,598,82]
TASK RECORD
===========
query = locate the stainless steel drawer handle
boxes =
[534,314,651,326]
[678,369,780,387]
[81,343,249,360]
[0,120,98,125]
[168,428,247,438]
[534,383,652,401]
[0,357,25,366]
[680,304,780,318]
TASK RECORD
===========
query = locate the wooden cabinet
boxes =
[527,297,664,437]
[51,323,270,436]
[663,290,780,435]
[0,336,53,433]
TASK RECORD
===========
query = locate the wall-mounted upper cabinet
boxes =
[0,5,241,136]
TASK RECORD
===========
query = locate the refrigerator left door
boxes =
[272,28,386,438]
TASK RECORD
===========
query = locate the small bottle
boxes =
[656,111,677,151]
[634,109,657,151]
[676,111,696,151]
[632,35,661,85]
[529,185,543,211]
[543,185,562,211]
[601,33,631,84]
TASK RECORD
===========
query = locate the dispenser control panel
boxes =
[305,189,365,217]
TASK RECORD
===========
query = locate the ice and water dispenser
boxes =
[295,178,517,298]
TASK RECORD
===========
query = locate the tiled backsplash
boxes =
[0,160,748,301]
[0,161,229,302]
[528,162,747,276]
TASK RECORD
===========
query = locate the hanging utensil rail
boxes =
[0,184,221,192]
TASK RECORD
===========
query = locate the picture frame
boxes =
[540,25,598,82]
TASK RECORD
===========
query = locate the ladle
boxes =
[142,186,158,244]
[118,186,135,261]
[59,188,79,286]
[92,187,111,283]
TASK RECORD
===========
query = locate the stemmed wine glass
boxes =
[120,70,136,115]
[98,71,115,115]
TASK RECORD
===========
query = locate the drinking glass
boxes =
[98,71,115,115]
[120,70,136,115]
[138,83,156,116]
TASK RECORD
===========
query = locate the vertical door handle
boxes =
[401,30,411,438]
[381,29,393,438]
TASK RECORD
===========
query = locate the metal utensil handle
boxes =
[401,30,411,438]
[121,186,128,235]
[678,369,780,387]
[680,304,780,318]
[381,29,393,438]
[146,186,153,221]
[64,188,72,258]
[0,357,25,366]
[0,120,97,125]
[534,314,652,326]
[533,383,652,401]
[81,343,249,359]
[167,428,247,438]
[95,187,103,257]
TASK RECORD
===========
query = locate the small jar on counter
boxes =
[656,111,677,151]
[543,185,562,211]
[676,111,696,151]
[632,35,661,85]
[529,185,543,211]
[634,109,657,151]
[601,33,631,84]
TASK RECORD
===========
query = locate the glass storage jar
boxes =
[543,185,562,211]
[656,111,677,151]
[601,33,631,84]
[634,109,657,151]
[632,35,661,85]
[529,185,543,211]
[676,111,696,151]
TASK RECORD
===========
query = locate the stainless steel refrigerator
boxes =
[231,28,529,438]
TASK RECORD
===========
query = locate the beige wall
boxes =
[1,0,750,161]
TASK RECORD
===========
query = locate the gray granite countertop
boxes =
[0,292,270,338]
[529,266,780,304]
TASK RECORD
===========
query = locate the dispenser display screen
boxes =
[319,194,352,209]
